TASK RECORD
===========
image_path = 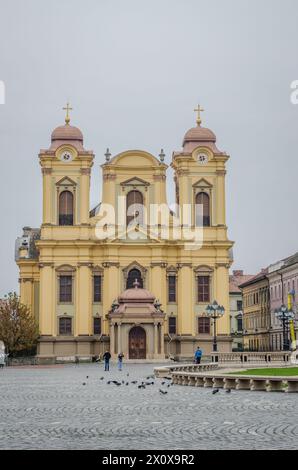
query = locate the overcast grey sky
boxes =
[0,0,298,296]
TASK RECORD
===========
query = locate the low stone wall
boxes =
[154,363,218,378]
[210,352,292,364]
[171,371,298,393]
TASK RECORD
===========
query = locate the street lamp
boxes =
[205,300,225,352]
[274,305,294,351]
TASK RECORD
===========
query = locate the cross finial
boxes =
[133,278,140,289]
[194,104,204,126]
[63,102,73,125]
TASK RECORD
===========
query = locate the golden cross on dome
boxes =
[63,102,73,125]
[194,104,204,126]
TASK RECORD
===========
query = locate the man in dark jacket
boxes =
[103,350,111,371]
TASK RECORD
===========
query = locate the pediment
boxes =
[192,178,212,189]
[108,224,162,244]
[120,177,150,187]
[194,264,214,274]
[56,176,77,187]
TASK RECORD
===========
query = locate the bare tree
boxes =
[0,293,39,356]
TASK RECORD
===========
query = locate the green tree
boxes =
[0,293,39,356]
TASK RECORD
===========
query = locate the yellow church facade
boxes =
[16,107,234,362]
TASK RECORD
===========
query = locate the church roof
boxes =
[183,125,216,146]
[118,284,155,303]
[51,124,83,142]
[49,123,85,151]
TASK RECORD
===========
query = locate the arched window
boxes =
[127,268,143,289]
[195,192,210,226]
[126,190,144,226]
[59,191,74,226]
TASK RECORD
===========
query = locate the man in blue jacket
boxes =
[194,346,202,364]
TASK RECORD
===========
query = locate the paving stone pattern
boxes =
[1,363,298,449]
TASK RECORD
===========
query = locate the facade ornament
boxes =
[105,148,111,162]
[159,148,165,162]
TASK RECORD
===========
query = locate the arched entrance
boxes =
[129,326,146,359]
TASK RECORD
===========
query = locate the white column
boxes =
[154,323,158,356]
[110,322,115,357]
[117,322,122,354]
[160,322,165,356]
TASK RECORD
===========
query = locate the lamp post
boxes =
[274,305,294,351]
[206,300,225,352]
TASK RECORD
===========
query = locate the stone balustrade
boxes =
[171,371,298,393]
[210,352,291,364]
[154,362,218,378]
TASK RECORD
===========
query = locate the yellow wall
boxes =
[17,140,233,346]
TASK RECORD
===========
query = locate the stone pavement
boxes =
[0,363,298,450]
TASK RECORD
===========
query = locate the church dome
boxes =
[182,125,216,147]
[51,124,83,143]
[118,285,155,303]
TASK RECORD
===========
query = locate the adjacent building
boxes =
[267,252,298,350]
[229,270,254,351]
[240,269,271,351]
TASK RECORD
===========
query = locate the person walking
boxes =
[118,352,124,371]
[103,350,111,371]
[194,346,202,364]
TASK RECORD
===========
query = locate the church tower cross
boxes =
[63,102,73,125]
[194,104,204,126]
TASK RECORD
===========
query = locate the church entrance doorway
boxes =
[129,326,146,359]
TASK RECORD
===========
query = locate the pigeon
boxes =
[126,382,129,386]
[138,384,146,389]
[159,389,168,395]
[107,381,111,384]
[82,382,86,386]
[122,380,125,384]
[131,380,137,384]
[225,388,231,393]
[161,381,166,385]
[100,377,104,380]
[212,388,219,395]
[167,384,171,388]
[86,376,89,379]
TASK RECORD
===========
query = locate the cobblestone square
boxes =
[1,363,298,450]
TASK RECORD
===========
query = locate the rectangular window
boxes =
[93,275,102,303]
[237,317,243,331]
[59,276,72,302]
[168,276,176,302]
[198,317,210,334]
[59,317,72,335]
[168,317,177,335]
[236,300,243,311]
[93,317,101,335]
[198,276,210,302]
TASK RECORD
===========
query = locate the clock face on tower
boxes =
[197,153,208,165]
[60,151,73,162]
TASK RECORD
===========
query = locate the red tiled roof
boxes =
[229,273,255,293]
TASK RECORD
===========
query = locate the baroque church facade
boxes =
[16,107,234,362]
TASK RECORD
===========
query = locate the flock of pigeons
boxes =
[82,373,232,395]
[81,373,173,394]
